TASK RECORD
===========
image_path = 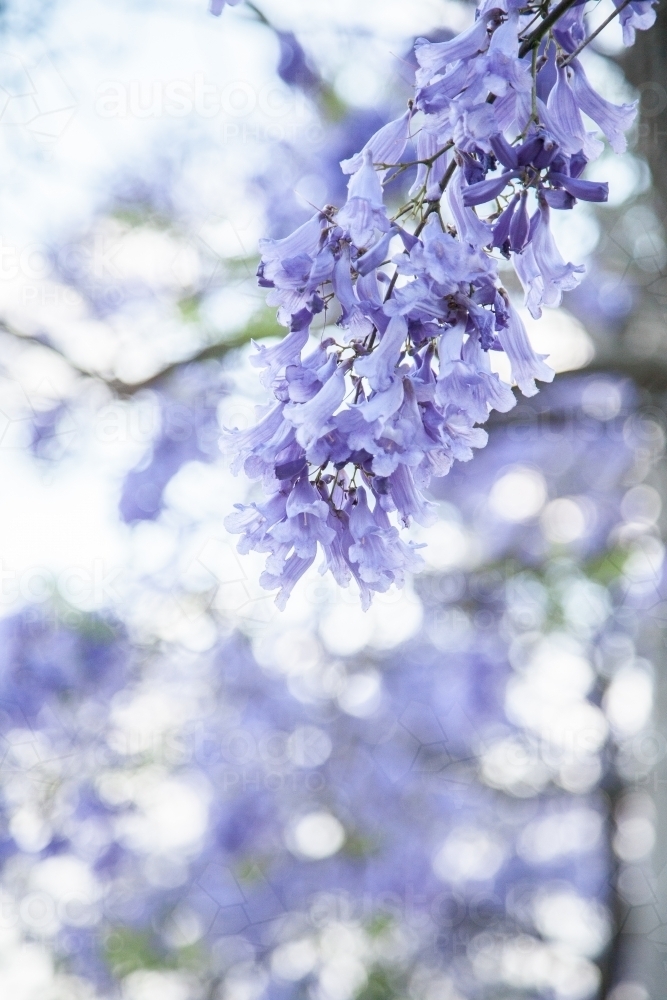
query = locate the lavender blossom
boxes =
[614,0,658,45]
[227,0,655,606]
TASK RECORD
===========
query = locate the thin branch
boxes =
[0,320,254,397]
[518,2,551,41]
[518,0,583,57]
[106,330,255,396]
[382,159,457,307]
[0,321,99,383]
[560,0,634,66]
[415,160,457,237]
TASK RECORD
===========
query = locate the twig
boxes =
[560,0,634,66]
[0,320,254,397]
[518,0,583,57]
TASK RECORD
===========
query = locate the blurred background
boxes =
[0,1,665,998]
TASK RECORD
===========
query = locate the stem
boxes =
[383,159,457,306]
[518,0,582,57]
[375,141,453,174]
[414,160,457,238]
[560,0,634,66]
[242,1,269,25]
[519,2,551,40]
[531,44,539,122]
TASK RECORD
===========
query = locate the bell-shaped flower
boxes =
[284,363,349,453]
[414,11,500,85]
[226,403,286,475]
[341,110,412,179]
[482,15,532,97]
[410,125,451,202]
[545,72,602,161]
[337,151,390,248]
[258,214,323,283]
[260,553,316,611]
[347,487,422,592]
[250,326,310,388]
[448,170,493,249]
[497,302,554,396]
[386,463,437,527]
[614,0,657,46]
[270,478,336,560]
[356,315,408,393]
[569,60,637,155]
[225,490,289,555]
[514,202,584,317]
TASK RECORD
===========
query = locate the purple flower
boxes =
[258,213,329,324]
[546,69,602,160]
[509,190,530,251]
[270,477,336,559]
[259,552,316,609]
[332,249,376,339]
[447,169,493,249]
[437,328,516,421]
[337,151,390,247]
[232,0,649,605]
[482,14,532,97]
[490,131,518,169]
[414,10,501,84]
[548,171,608,203]
[492,194,518,252]
[347,487,422,593]
[463,170,516,207]
[406,215,495,287]
[226,402,287,476]
[385,462,437,527]
[250,326,310,387]
[355,315,407,392]
[514,201,585,317]
[614,0,657,46]
[569,60,637,155]
[284,364,349,453]
[410,127,450,202]
[340,110,412,179]
[497,301,554,396]
[225,490,289,554]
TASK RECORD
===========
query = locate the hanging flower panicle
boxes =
[225,0,656,608]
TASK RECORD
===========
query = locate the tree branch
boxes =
[0,320,256,398]
[518,0,582,58]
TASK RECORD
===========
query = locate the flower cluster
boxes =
[226,0,654,607]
